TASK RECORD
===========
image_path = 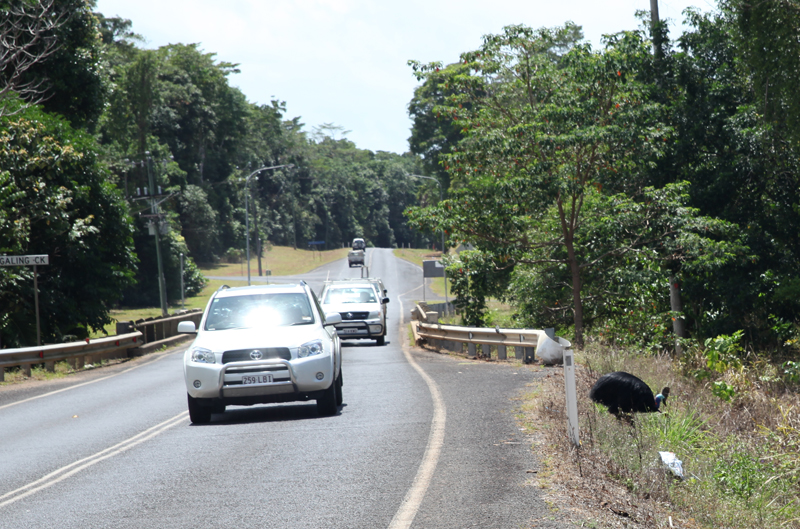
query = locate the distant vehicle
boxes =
[319,278,389,345]
[178,282,343,423]
[348,238,366,267]
[347,249,365,267]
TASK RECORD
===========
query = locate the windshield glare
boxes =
[323,287,377,304]
[205,293,314,330]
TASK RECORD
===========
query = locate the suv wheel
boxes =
[317,380,338,416]
[335,370,343,406]
[376,335,385,346]
[188,394,211,424]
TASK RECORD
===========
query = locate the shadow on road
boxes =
[341,341,390,348]
[190,402,348,425]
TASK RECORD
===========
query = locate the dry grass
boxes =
[521,342,800,528]
[0,358,125,386]
[199,246,349,277]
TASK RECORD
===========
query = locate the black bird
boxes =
[589,371,662,415]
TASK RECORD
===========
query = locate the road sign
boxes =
[0,255,49,266]
[423,260,445,278]
[0,255,49,346]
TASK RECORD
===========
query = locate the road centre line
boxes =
[388,290,447,529]
[0,411,188,509]
[0,348,182,412]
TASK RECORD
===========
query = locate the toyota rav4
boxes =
[178,282,343,423]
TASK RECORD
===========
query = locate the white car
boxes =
[319,278,389,345]
[178,282,343,424]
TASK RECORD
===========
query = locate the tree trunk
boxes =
[669,276,687,356]
[558,196,584,348]
[565,235,584,348]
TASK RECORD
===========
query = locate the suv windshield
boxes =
[322,286,377,305]
[205,292,314,330]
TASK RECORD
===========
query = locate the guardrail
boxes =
[0,332,142,381]
[414,320,541,362]
[116,309,202,345]
[411,303,570,365]
[0,309,203,381]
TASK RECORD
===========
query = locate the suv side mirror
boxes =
[177,321,197,334]
[324,313,342,325]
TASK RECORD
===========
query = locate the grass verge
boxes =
[522,341,800,528]
[0,358,124,386]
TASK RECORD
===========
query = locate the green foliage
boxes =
[703,330,744,373]
[652,407,709,450]
[713,452,770,500]
[0,101,136,345]
[177,184,218,262]
[406,24,744,346]
[17,0,107,129]
[444,250,511,327]
[782,361,800,384]
[712,380,736,402]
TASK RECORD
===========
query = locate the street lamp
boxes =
[409,174,448,308]
[244,164,294,285]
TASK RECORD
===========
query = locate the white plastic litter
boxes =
[659,451,685,479]
[537,334,571,364]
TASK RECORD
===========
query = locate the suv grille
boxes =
[339,312,369,320]
[222,348,291,363]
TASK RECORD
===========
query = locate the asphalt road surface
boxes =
[0,249,567,529]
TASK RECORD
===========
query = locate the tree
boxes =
[650,6,800,343]
[0,0,68,115]
[407,24,741,347]
[0,100,137,346]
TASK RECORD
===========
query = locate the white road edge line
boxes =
[0,348,182,412]
[0,411,189,509]
[388,291,447,529]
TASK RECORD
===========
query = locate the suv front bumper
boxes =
[185,355,334,400]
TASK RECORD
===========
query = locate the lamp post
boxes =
[409,174,448,308]
[244,164,294,285]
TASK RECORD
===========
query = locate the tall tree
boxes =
[407,24,741,346]
[0,0,67,115]
[0,100,136,346]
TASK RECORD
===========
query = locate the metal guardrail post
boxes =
[563,348,580,446]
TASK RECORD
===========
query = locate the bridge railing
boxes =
[0,309,203,381]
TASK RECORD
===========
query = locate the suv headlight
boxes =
[189,347,216,364]
[298,340,324,358]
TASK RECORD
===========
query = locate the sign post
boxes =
[0,255,49,346]
[422,260,445,303]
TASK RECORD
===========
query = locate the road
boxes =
[0,249,566,529]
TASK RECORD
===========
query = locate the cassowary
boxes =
[589,371,669,416]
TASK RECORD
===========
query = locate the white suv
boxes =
[319,278,389,345]
[178,282,343,423]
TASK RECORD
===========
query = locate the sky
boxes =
[94,0,716,155]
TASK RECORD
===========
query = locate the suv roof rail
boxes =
[216,284,231,292]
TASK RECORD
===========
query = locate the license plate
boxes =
[242,374,273,385]
[341,328,361,334]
